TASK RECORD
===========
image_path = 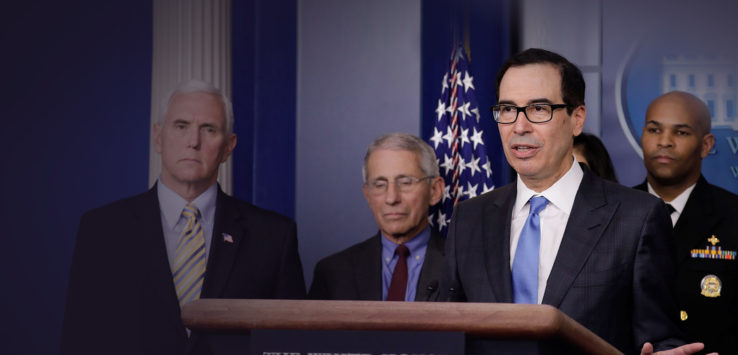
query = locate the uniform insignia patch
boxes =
[690,235,736,260]
[700,274,722,298]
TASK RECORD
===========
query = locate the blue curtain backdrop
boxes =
[232,0,297,219]
[0,1,152,354]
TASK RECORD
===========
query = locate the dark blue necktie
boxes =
[512,196,549,304]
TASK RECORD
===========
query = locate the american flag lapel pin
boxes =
[222,233,234,244]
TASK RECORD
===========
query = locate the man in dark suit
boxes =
[635,91,738,354]
[443,48,706,355]
[61,80,306,355]
[309,133,445,302]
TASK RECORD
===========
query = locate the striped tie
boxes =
[173,203,206,308]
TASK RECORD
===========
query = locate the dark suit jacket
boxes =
[308,230,445,301]
[444,169,684,354]
[61,185,306,355]
[635,176,738,355]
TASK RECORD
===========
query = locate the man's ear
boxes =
[153,123,162,154]
[700,133,715,158]
[571,105,586,137]
[428,177,445,206]
[220,133,238,163]
[362,183,371,204]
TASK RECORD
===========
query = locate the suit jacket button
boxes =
[680,310,688,321]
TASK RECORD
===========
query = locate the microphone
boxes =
[425,280,439,295]
[445,279,465,301]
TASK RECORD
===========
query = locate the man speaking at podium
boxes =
[443,49,708,354]
[61,80,306,355]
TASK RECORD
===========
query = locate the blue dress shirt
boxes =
[157,179,217,273]
[380,226,431,301]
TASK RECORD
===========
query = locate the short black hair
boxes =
[495,48,585,115]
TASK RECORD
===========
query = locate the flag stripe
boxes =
[428,46,495,236]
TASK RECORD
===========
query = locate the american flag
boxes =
[428,46,494,236]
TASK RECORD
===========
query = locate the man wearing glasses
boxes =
[309,133,446,302]
[444,49,706,354]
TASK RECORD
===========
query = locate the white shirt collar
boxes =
[646,182,696,216]
[513,157,584,216]
[157,178,218,229]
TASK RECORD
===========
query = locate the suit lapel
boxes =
[415,230,444,301]
[138,186,187,336]
[484,184,516,303]
[674,177,719,263]
[353,233,382,301]
[638,176,720,263]
[633,180,648,192]
[201,189,244,298]
[542,172,615,308]
[354,234,383,300]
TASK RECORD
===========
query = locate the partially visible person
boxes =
[443,48,704,355]
[309,133,445,302]
[573,132,618,182]
[61,79,306,355]
[635,91,738,355]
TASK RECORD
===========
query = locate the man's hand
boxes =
[640,342,716,355]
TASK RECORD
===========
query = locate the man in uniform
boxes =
[636,91,738,354]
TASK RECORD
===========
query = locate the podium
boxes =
[182,299,622,355]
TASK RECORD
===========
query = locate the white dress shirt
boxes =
[647,182,696,227]
[510,158,584,304]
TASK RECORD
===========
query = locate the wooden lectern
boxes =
[182,299,622,355]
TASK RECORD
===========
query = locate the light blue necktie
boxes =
[512,196,549,304]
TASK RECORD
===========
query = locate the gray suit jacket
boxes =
[308,230,445,301]
[444,169,684,354]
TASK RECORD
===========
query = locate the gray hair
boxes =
[362,132,440,182]
[159,79,234,133]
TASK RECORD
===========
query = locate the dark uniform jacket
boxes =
[636,176,738,355]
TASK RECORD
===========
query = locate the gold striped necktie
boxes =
[173,203,206,308]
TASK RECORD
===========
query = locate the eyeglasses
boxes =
[365,176,434,195]
[491,103,570,124]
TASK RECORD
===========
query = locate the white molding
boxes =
[615,43,643,158]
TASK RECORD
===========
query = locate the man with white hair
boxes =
[61,79,306,355]
[309,133,446,302]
